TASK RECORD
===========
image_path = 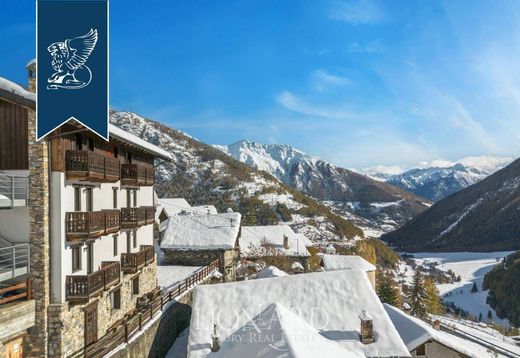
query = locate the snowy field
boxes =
[166,328,189,358]
[401,251,513,326]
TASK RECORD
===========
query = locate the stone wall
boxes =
[26,104,51,357]
[47,261,158,357]
[163,249,238,282]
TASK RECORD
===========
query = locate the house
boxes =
[384,304,508,358]
[160,212,241,282]
[321,254,377,288]
[187,270,411,357]
[0,72,36,358]
[156,198,218,223]
[0,61,172,357]
[240,225,312,272]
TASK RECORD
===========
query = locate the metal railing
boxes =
[0,243,30,282]
[0,172,29,208]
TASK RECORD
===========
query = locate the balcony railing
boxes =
[121,163,154,186]
[0,242,30,283]
[120,249,146,274]
[66,262,121,303]
[0,172,29,208]
[120,207,154,228]
[66,150,120,182]
[141,245,155,264]
[65,210,120,241]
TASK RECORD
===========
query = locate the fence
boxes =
[0,242,30,282]
[81,259,220,358]
[0,172,29,208]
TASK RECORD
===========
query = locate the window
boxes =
[113,235,118,256]
[126,190,131,208]
[111,288,121,310]
[133,190,137,207]
[74,187,81,211]
[72,246,82,272]
[85,188,93,212]
[75,134,83,150]
[88,138,95,152]
[126,232,131,253]
[132,276,139,295]
[114,146,119,158]
[86,243,94,274]
[126,151,132,164]
[113,188,118,209]
[132,231,137,249]
[415,344,426,356]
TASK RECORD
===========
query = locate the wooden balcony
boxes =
[66,262,121,303]
[121,250,146,274]
[141,245,155,264]
[65,210,120,241]
[66,150,120,182]
[120,163,154,186]
[120,206,154,229]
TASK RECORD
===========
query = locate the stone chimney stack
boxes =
[433,319,441,331]
[359,310,375,344]
[26,59,36,93]
[211,323,221,352]
[283,235,289,250]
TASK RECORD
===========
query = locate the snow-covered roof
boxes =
[109,124,172,160]
[384,304,500,358]
[0,77,35,105]
[240,225,311,257]
[157,198,218,220]
[161,212,241,250]
[256,266,288,279]
[191,205,218,215]
[188,270,410,357]
[322,254,376,272]
[208,302,360,358]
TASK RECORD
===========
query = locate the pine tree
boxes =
[424,278,443,315]
[487,310,493,322]
[377,272,401,307]
[479,312,483,322]
[407,268,428,319]
[471,282,478,293]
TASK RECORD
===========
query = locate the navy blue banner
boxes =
[37,0,109,140]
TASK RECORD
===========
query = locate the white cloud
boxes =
[419,155,513,173]
[347,40,384,54]
[328,0,384,25]
[311,69,351,91]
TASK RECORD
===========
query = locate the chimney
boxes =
[433,319,441,331]
[211,323,221,352]
[26,59,36,93]
[359,310,375,344]
[283,235,289,250]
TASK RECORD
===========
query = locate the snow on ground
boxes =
[166,328,189,358]
[157,265,203,290]
[400,251,512,325]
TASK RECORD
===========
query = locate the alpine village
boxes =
[1,58,520,358]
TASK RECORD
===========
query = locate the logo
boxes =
[47,28,98,90]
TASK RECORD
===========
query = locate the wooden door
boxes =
[5,336,23,358]
[84,300,98,346]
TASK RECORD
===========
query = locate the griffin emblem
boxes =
[47,29,98,90]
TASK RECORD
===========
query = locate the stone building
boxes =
[240,225,313,272]
[160,212,241,282]
[1,61,172,357]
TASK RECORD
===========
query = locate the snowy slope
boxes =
[383,158,520,252]
[216,140,431,234]
[110,111,363,243]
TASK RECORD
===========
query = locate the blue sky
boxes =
[2,0,520,169]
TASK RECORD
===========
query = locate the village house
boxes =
[160,212,241,282]
[0,69,36,358]
[321,254,377,289]
[187,269,411,357]
[240,225,313,272]
[156,197,218,223]
[384,304,510,358]
[0,61,172,357]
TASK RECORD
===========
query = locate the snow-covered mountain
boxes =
[384,164,489,202]
[110,111,363,243]
[382,157,520,252]
[215,140,431,234]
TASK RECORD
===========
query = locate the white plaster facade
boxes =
[49,172,155,303]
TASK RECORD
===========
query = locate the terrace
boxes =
[120,163,154,186]
[65,210,121,242]
[65,261,121,303]
[65,150,120,182]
